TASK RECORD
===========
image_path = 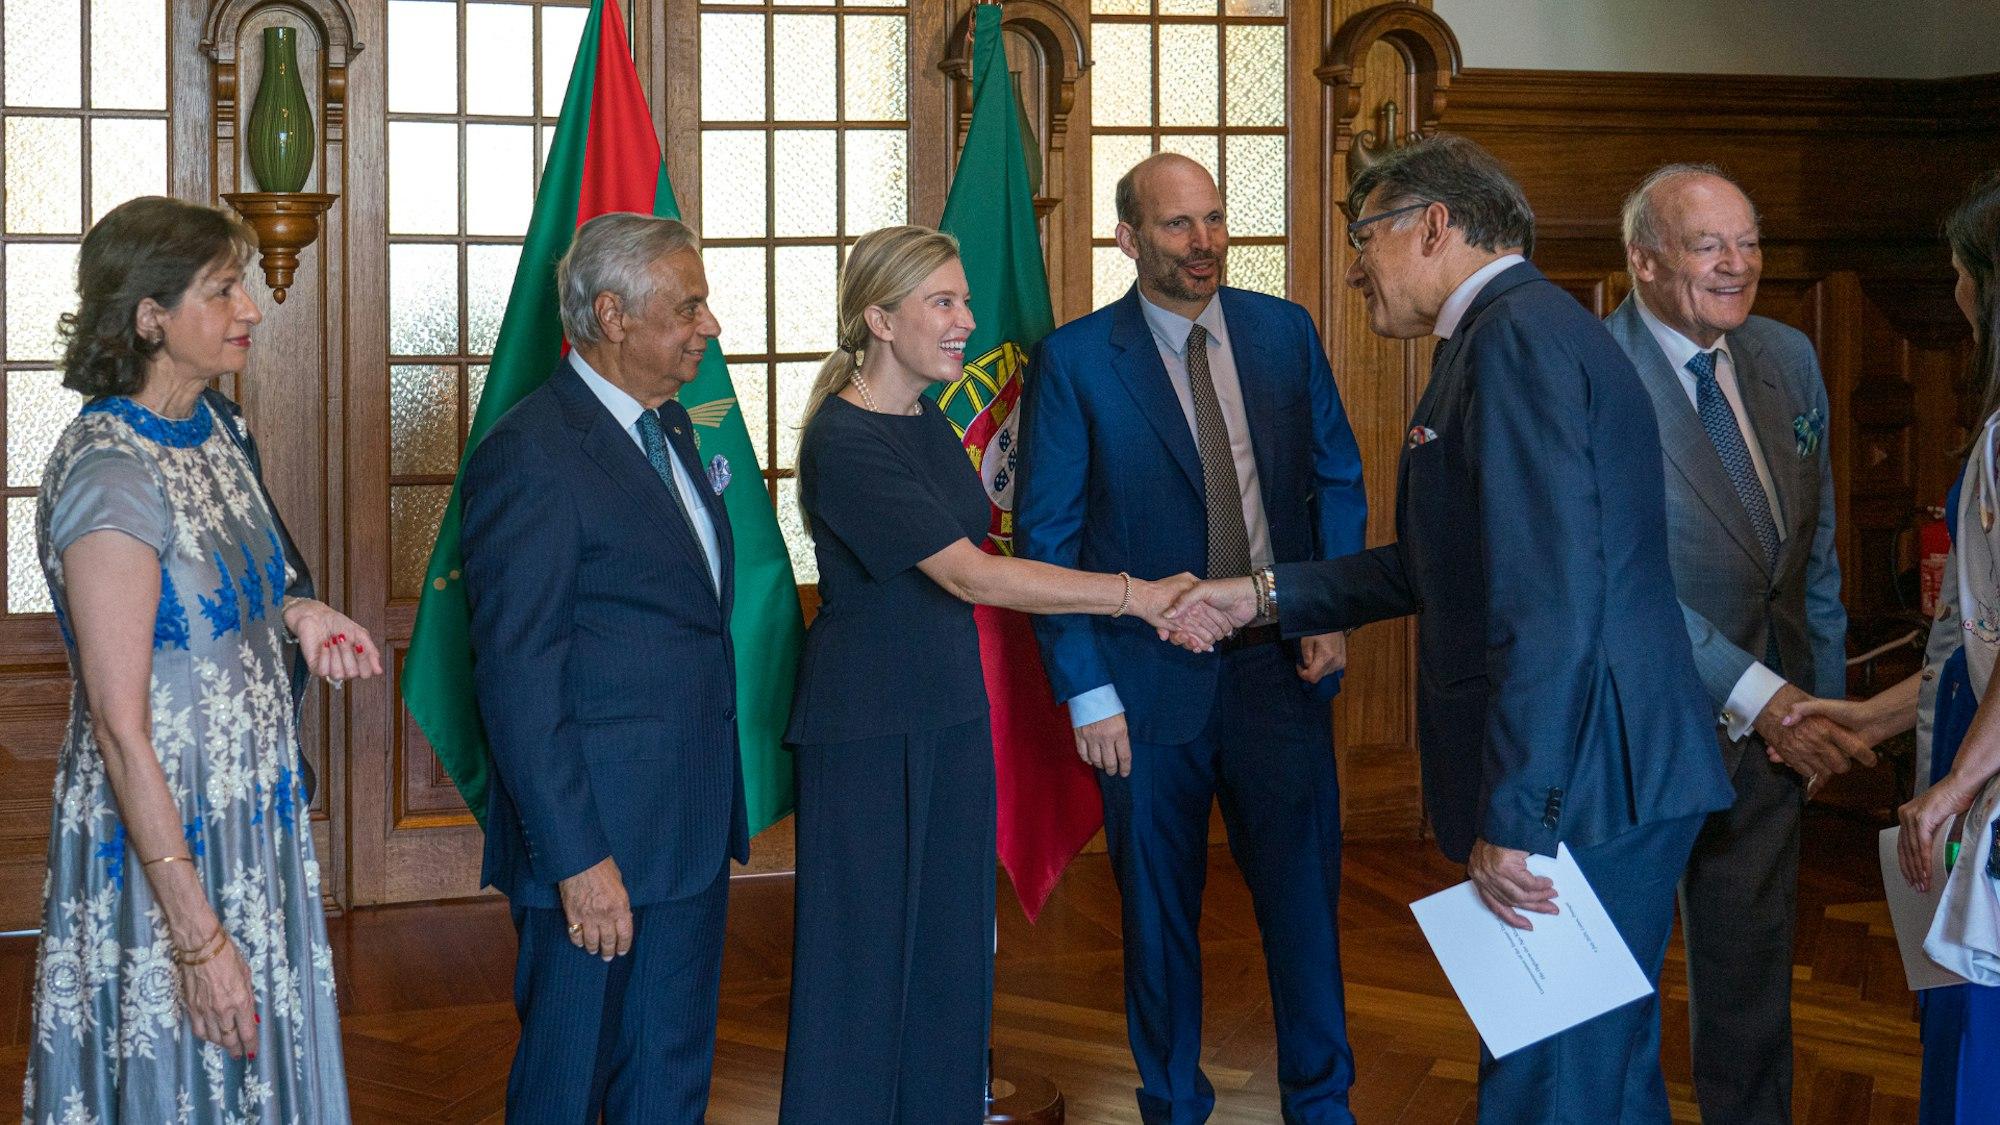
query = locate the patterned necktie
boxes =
[636,406,706,547]
[1186,324,1253,581]
[1687,349,1780,569]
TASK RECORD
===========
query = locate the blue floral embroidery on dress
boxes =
[239,542,266,622]
[275,765,300,834]
[183,814,205,858]
[154,563,190,650]
[264,528,287,608]
[197,551,240,639]
[251,777,264,828]
[94,823,127,889]
[80,396,214,449]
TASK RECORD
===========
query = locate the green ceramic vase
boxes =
[246,26,315,193]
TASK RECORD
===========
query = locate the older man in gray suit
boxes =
[1607,164,1873,1124]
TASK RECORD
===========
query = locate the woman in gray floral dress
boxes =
[24,196,382,1123]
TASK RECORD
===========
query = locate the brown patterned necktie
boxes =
[1185,324,1252,581]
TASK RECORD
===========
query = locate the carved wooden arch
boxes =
[202,0,364,137]
[1316,2,1461,159]
[940,0,1088,215]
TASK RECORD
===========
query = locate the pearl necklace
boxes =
[852,372,921,416]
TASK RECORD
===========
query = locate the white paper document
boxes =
[1409,843,1652,1058]
[1878,826,1967,991]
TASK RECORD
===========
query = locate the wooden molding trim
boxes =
[1449,69,2000,134]
[1317,1,1463,150]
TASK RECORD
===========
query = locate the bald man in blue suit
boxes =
[1018,153,1369,1124]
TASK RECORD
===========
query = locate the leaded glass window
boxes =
[697,0,912,585]
[383,0,588,601]
[0,0,169,613]
[1088,0,1287,311]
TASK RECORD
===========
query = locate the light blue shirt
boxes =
[570,351,724,593]
[1067,291,1273,729]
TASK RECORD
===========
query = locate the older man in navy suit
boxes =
[461,212,742,1123]
[1172,136,1735,1123]
[1018,153,1369,1124]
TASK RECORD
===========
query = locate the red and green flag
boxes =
[935,1,1102,922]
[401,0,804,836]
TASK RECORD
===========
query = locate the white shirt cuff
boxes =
[1066,684,1126,728]
[1721,662,1787,742]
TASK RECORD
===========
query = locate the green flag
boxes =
[933,2,1100,921]
[401,0,802,836]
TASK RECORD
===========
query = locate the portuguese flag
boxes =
[401,0,804,836]
[935,2,1101,921]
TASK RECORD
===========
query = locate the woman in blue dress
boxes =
[1788,169,2000,1122]
[24,197,382,1122]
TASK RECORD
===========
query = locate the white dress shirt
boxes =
[1632,294,1788,740]
[1066,291,1275,729]
[570,351,724,593]
[1433,253,1525,339]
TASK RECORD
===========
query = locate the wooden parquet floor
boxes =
[0,808,1921,1123]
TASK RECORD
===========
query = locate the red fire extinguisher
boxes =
[1921,510,1951,618]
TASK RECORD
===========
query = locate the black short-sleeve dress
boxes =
[778,395,998,1124]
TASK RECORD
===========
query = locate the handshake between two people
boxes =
[1075,575,1344,779]
[1137,574,1263,653]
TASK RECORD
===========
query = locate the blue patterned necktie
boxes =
[1688,349,1780,568]
[636,406,702,538]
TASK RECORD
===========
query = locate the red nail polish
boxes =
[354,643,365,653]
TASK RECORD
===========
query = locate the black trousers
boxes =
[780,717,998,1124]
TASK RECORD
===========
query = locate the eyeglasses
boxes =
[1346,202,1430,253]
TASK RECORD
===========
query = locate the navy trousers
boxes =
[505,860,730,1124]
[1477,812,1706,1124]
[1100,643,1354,1125]
[780,717,997,1124]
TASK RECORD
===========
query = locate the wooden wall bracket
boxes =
[202,0,362,299]
[1319,2,1462,217]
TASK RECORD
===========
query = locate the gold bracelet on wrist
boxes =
[142,854,192,870]
[1111,572,1133,618]
[172,924,228,966]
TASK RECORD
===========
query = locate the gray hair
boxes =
[1346,134,1535,257]
[1621,163,1760,251]
[557,212,700,346]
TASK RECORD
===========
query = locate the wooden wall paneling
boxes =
[655,0,698,226]
[1051,0,1091,324]
[908,1,953,229]
[0,676,77,930]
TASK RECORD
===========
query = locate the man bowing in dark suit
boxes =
[461,213,742,1123]
[1170,135,1735,1123]
[1017,153,1368,1124]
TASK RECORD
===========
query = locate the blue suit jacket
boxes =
[1017,285,1368,746]
[1275,263,1734,861]
[460,363,749,909]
